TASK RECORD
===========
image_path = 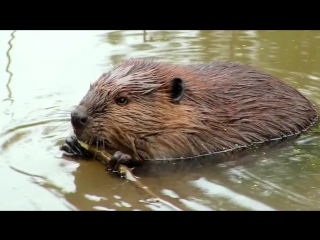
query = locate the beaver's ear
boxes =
[170,77,185,103]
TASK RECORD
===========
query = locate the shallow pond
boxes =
[1,30,320,210]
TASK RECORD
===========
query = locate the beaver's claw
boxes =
[108,151,132,173]
[60,136,91,158]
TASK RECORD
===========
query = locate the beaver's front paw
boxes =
[60,136,91,158]
[108,151,133,173]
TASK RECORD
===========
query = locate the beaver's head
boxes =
[70,59,199,158]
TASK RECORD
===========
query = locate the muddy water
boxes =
[1,30,320,211]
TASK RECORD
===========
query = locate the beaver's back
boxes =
[181,61,318,152]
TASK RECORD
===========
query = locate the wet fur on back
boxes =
[74,58,319,161]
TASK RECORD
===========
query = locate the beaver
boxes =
[61,58,319,173]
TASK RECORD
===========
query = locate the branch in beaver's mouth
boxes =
[72,126,118,154]
[95,139,119,155]
[78,135,117,154]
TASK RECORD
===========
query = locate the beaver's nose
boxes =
[71,108,88,129]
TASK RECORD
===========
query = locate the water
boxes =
[1,30,320,210]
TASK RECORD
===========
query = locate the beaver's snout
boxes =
[71,107,88,130]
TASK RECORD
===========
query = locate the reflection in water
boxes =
[0,30,320,210]
[4,30,15,102]
[191,177,275,211]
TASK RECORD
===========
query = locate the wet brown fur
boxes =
[73,58,319,161]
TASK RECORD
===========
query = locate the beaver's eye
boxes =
[116,97,128,105]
